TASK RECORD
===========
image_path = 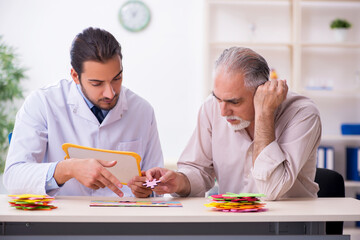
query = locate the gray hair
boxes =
[215,47,269,89]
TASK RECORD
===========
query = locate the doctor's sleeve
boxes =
[3,91,52,195]
[140,109,164,171]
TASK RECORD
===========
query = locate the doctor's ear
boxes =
[70,68,80,84]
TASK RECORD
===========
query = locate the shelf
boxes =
[300,89,360,99]
[345,181,360,188]
[301,1,360,5]
[208,2,291,44]
[205,0,360,152]
[301,42,360,48]
[209,0,290,5]
[303,0,360,2]
[210,42,293,48]
[321,135,360,141]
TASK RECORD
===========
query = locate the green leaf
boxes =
[330,19,352,29]
[0,36,25,173]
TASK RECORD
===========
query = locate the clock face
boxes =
[119,1,151,32]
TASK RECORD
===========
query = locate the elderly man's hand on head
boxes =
[252,79,288,164]
[254,79,288,116]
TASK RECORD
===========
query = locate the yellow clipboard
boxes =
[62,143,142,185]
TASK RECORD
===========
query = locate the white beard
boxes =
[226,116,251,131]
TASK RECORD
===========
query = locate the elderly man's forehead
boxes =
[215,67,245,81]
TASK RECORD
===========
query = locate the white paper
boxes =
[67,147,140,184]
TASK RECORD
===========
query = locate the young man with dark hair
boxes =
[4,27,163,198]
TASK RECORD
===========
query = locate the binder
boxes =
[341,123,360,135]
[326,147,334,170]
[357,193,360,227]
[346,147,360,181]
[317,146,335,170]
[317,147,325,168]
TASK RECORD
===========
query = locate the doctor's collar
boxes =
[75,83,110,116]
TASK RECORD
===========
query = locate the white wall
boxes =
[0,0,205,167]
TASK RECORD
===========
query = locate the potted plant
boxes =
[330,18,352,42]
[0,37,25,182]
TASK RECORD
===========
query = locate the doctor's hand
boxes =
[254,79,288,116]
[127,171,153,198]
[54,159,124,197]
[145,167,191,197]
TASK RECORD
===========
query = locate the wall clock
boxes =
[119,0,151,32]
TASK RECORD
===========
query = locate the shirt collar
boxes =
[76,84,109,117]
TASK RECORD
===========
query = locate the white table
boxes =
[1,195,360,239]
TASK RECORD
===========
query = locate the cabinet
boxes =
[204,0,360,174]
[299,0,360,98]
[204,0,360,236]
[204,0,360,96]
[320,135,360,233]
[204,0,294,96]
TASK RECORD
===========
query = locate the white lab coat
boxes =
[4,79,164,196]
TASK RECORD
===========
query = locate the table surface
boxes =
[1,195,360,223]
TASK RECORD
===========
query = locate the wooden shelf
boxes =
[301,0,360,4]
[345,181,360,188]
[321,135,360,141]
[300,89,360,99]
[301,42,360,48]
[208,0,290,5]
[210,42,292,48]
[205,0,360,96]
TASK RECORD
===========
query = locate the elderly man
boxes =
[145,47,321,200]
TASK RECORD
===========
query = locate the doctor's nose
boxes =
[103,85,115,99]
